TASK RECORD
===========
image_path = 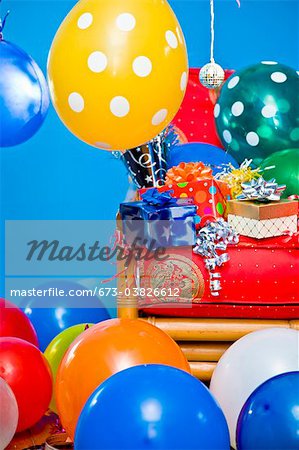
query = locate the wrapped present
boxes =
[227,199,298,239]
[119,188,197,249]
[139,162,231,226]
[136,234,299,312]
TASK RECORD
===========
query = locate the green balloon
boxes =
[44,323,94,412]
[261,148,299,198]
[215,62,299,163]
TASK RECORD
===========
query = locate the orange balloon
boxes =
[56,318,190,438]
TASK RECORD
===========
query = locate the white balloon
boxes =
[210,328,299,448]
[0,378,19,450]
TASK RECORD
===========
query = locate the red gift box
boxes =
[171,68,234,147]
[137,235,299,319]
[139,166,231,226]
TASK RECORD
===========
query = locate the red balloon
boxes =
[0,298,38,346]
[0,337,52,431]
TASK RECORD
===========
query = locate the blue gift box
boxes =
[119,188,197,249]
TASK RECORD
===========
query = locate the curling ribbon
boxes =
[0,3,9,40]
[282,230,299,245]
[215,159,262,199]
[193,218,239,296]
[237,177,286,202]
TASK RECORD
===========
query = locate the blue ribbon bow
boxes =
[141,188,177,207]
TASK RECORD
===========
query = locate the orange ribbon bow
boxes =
[166,162,213,184]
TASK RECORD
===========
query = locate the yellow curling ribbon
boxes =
[215,159,262,199]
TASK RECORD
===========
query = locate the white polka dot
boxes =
[88,51,108,73]
[180,72,187,91]
[271,72,287,83]
[68,92,84,112]
[231,101,244,117]
[165,30,178,49]
[227,76,239,89]
[261,61,278,65]
[132,56,152,77]
[77,12,93,30]
[110,96,130,117]
[152,109,168,126]
[223,130,232,144]
[246,131,260,146]
[95,142,111,150]
[261,104,277,118]
[116,13,136,31]
[214,104,220,118]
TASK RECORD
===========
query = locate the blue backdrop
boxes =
[1,0,298,295]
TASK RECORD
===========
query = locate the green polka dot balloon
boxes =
[214,62,299,164]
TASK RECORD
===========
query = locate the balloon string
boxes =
[0,9,9,39]
[209,0,240,63]
[210,0,215,63]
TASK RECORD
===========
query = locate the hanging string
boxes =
[209,0,240,64]
[210,0,215,63]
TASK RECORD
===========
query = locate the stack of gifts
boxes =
[119,157,298,316]
[139,162,231,227]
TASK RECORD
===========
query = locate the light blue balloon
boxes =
[0,40,49,147]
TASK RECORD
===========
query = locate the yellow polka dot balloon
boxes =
[47,0,188,151]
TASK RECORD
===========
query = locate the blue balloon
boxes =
[168,143,239,175]
[75,364,230,450]
[22,281,110,351]
[237,371,299,450]
[0,40,49,147]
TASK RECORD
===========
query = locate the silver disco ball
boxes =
[199,62,225,89]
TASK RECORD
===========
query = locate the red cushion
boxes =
[139,235,299,319]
